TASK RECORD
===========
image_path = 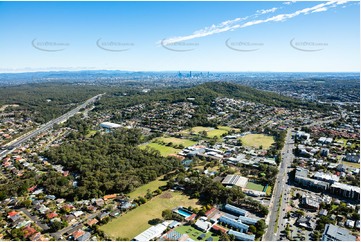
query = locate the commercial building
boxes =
[237,215,259,225]
[330,182,360,201]
[224,204,248,216]
[219,216,249,233]
[222,175,248,188]
[322,224,356,241]
[228,229,255,241]
[134,223,167,241]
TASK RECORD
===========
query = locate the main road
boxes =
[0,93,103,159]
[264,128,294,241]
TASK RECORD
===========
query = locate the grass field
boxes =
[191,126,213,133]
[85,130,97,138]
[246,182,265,192]
[127,177,167,199]
[207,129,228,138]
[175,225,219,241]
[139,143,181,156]
[266,185,272,196]
[342,161,360,169]
[157,137,196,147]
[101,191,200,240]
[188,126,231,138]
[240,134,275,150]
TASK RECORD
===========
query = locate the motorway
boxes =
[264,128,294,241]
[0,94,103,159]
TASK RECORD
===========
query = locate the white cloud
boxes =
[257,7,278,14]
[160,1,349,45]
[312,7,328,13]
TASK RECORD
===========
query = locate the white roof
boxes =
[134,224,167,241]
[100,122,121,129]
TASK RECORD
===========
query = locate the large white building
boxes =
[100,122,121,129]
[222,175,248,188]
[134,223,167,241]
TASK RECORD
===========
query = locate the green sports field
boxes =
[175,225,219,241]
[240,134,275,149]
[139,142,181,156]
[101,191,200,240]
[156,137,196,147]
[246,181,265,192]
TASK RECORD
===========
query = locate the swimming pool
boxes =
[176,208,192,218]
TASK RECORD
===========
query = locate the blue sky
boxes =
[0,1,359,72]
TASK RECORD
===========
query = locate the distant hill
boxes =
[99,81,329,112]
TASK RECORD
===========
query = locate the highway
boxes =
[264,128,294,241]
[0,94,103,159]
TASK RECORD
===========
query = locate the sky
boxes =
[0,1,359,73]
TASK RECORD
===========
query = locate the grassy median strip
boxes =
[274,194,283,233]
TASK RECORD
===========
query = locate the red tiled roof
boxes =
[185,213,196,221]
[212,224,228,233]
[87,218,98,226]
[46,212,58,219]
[23,226,37,238]
[8,211,18,217]
[72,230,85,240]
[205,207,216,216]
[28,185,37,192]
[103,194,117,200]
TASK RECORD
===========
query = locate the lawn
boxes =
[85,130,97,138]
[175,225,219,241]
[127,177,167,199]
[101,191,200,240]
[240,134,275,150]
[246,181,265,192]
[139,143,181,157]
[191,126,213,133]
[157,137,196,147]
[207,129,228,138]
[342,161,360,169]
[266,185,273,196]
[189,126,231,138]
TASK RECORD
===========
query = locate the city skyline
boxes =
[0,1,359,73]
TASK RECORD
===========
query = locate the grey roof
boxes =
[322,224,356,241]
[228,229,255,241]
[295,167,308,178]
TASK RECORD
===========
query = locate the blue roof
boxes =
[165,231,182,240]
[219,216,249,231]
[228,229,255,241]
[225,204,247,216]
[238,215,259,225]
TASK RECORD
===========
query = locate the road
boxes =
[51,211,101,240]
[264,128,294,241]
[0,94,103,159]
[19,208,50,231]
